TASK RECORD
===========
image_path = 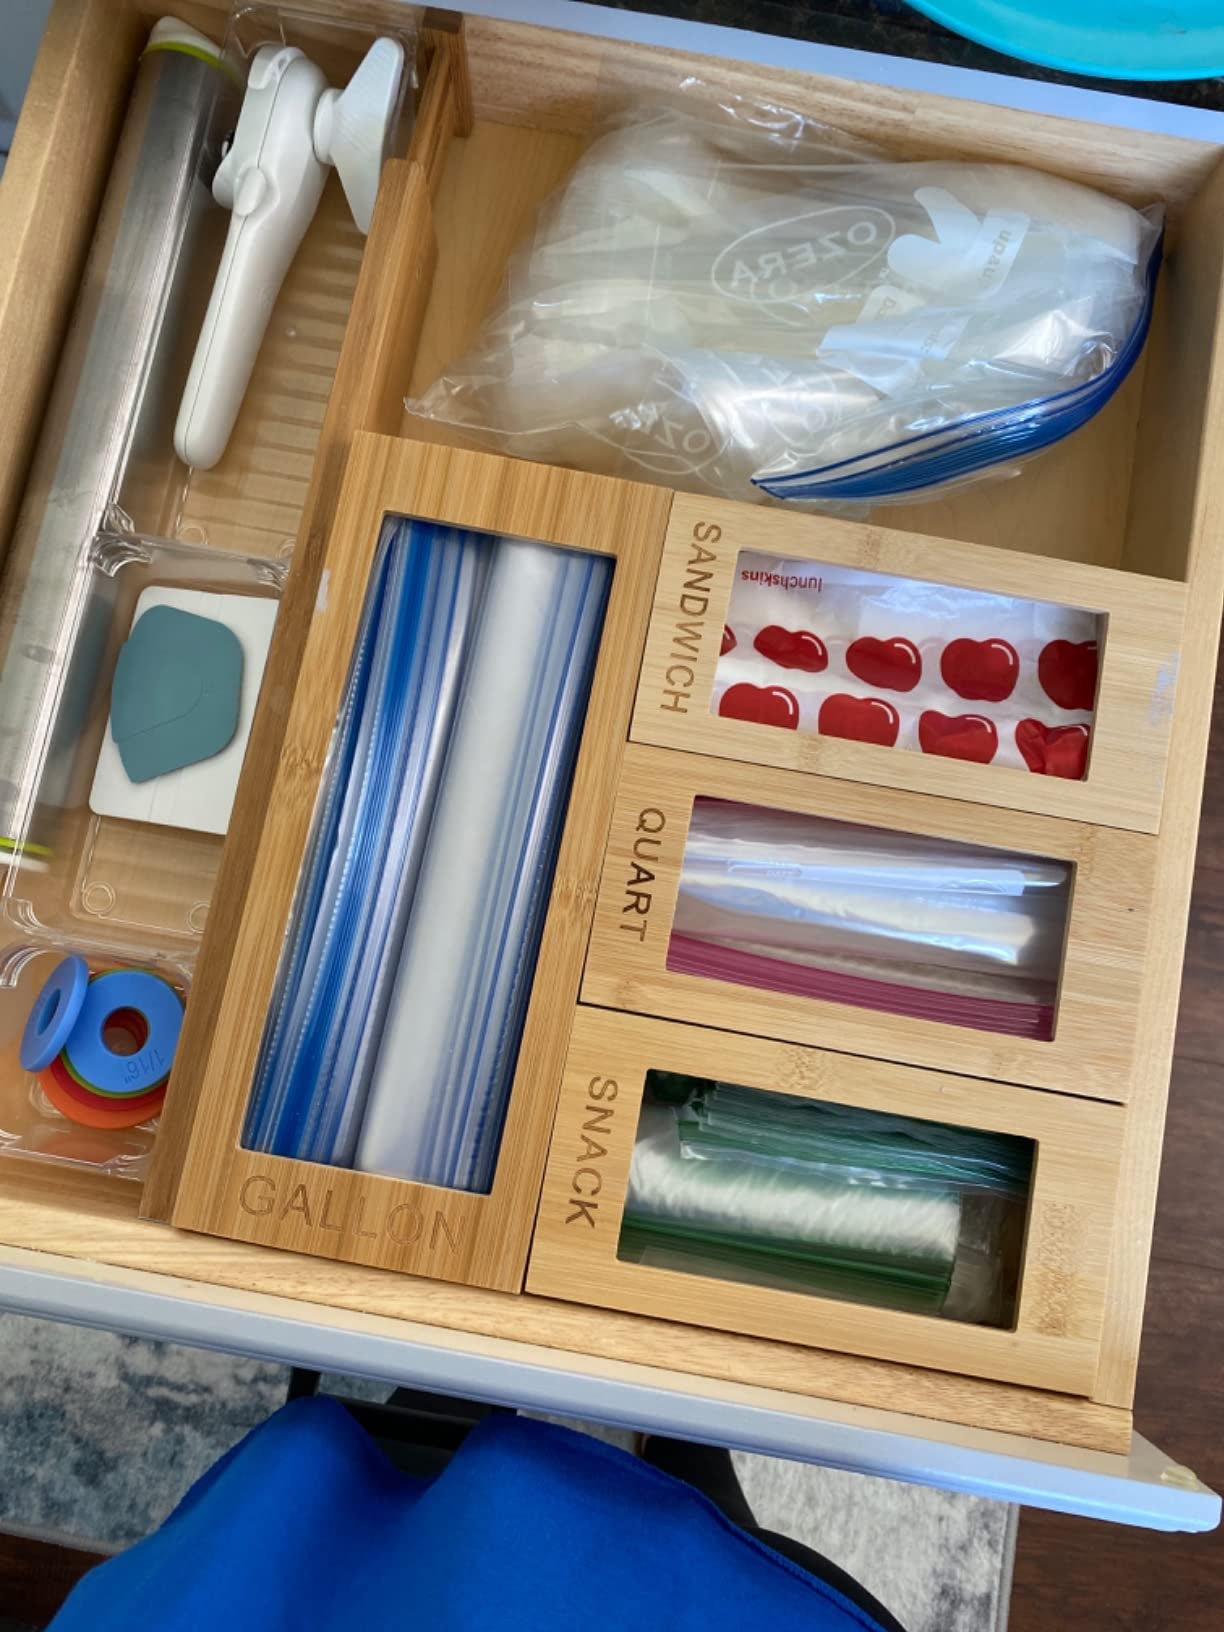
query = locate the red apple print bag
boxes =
[716,552,1098,778]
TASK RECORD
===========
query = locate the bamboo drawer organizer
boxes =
[529,1009,1126,1397]
[0,0,1222,1460]
[581,743,1155,1102]
[636,494,1186,834]
[164,433,670,1290]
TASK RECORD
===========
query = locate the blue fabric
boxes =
[50,1398,887,1630]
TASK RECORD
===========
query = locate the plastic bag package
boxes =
[245,518,487,1167]
[353,533,611,1192]
[718,552,1100,777]
[668,798,1070,1038]
[620,1076,1031,1324]
[245,517,611,1191]
[406,88,1163,506]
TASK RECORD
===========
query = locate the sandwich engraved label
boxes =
[658,521,722,713]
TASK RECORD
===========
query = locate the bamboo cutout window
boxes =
[245,514,612,1193]
[528,1008,1127,1397]
[718,551,1103,780]
[619,1071,1034,1330]
[582,742,1155,1103]
[667,796,1073,1043]
[633,493,1185,834]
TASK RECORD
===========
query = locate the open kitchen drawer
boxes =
[0,0,1219,1529]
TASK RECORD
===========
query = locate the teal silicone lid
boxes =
[902,0,1224,80]
[110,605,244,785]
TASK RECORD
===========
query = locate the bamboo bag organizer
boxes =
[148,7,1206,1407]
[2,0,1223,1461]
[163,433,669,1290]
[580,743,1155,1101]
[529,1009,1126,1397]
[635,494,1186,834]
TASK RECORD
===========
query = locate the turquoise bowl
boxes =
[902,0,1224,81]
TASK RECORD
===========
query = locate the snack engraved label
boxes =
[621,807,666,942]
[238,1173,460,1254]
[658,521,722,715]
[565,1074,618,1228]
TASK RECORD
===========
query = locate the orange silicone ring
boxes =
[38,1058,165,1129]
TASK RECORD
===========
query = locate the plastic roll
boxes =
[245,520,489,1163]
[621,1086,1030,1321]
[355,538,611,1192]
[0,21,228,853]
[627,1102,961,1265]
[666,799,1067,1038]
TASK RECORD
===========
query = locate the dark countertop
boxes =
[597,0,1224,110]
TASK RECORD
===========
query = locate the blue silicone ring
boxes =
[62,970,183,1095]
[20,955,89,1073]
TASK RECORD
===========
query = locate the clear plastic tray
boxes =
[0,932,193,1180]
[114,1,419,561]
[3,534,284,952]
[0,532,281,1182]
[0,2,419,1182]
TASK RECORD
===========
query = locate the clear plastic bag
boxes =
[245,516,611,1192]
[619,1076,1031,1324]
[668,798,1071,1038]
[406,86,1162,506]
[719,552,1101,778]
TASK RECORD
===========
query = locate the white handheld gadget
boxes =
[175,36,405,471]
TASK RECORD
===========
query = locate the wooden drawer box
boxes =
[582,742,1156,1102]
[634,493,1186,834]
[163,431,668,1291]
[529,1008,1126,1396]
[1,0,1223,1480]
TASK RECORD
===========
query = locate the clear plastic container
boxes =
[0,3,420,1186]
[0,933,193,1180]
[3,534,284,949]
[0,535,281,1180]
